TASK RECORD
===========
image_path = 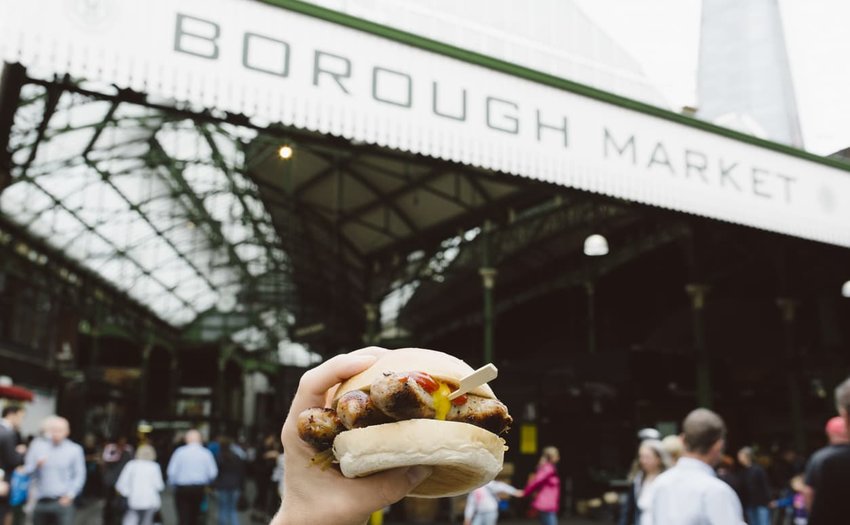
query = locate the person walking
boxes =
[102,436,134,525]
[0,406,25,524]
[803,416,849,512]
[213,437,245,525]
[651,408,744,525]
[23,416,86,525]
[463,479,522,525]
[115,445,164,525]
[166,429,218,525]
[737,447,771,525]
[523,446,561,525]
[619,439,671,525]
[807,377,850,524]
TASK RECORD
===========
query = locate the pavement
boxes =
[67,497,607,525]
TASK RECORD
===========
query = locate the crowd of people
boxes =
[616,378,850,525]
[0,406,290,525]
[2,348,850,525]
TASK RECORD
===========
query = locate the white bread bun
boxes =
[333,419,506,498]
[333,347,495,404]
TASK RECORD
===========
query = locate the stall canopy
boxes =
[1,0,849,347]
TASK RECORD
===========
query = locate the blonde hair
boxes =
[542,446,560,463]
[661,435,684,463]
[136,444,156,461]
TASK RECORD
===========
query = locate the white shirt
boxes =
[463,481,518,521]
[115,459,165,510]
[166,443,217,486]
[637,475,659,525]
[652,457,744,525]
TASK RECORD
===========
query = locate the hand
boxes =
[273,347,432,525]
[463,520,471,525]
[0,481,8,497]
[59,496,73,507]
[15,444,26,455]
[36,457,47,468]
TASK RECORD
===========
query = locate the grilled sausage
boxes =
[448,395,513,435]
[296,407,345,450]
[335,389,391,429]
[369,372,436,420]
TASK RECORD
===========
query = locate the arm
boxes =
[115,463,131,497]
[21,441,40,476]
[271,347,432,525]
[166,449,180,485]
[69,446,86,497]
[463,491,476,524]
[205,450,218,483]
[0,433,22,470]
[489,480,522,497]
[523,464,554,497]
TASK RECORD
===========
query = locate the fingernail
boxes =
[407,466,433,486]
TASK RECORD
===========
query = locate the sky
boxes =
[573,0,850,155]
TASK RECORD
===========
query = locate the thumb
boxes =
[359,466,434,508]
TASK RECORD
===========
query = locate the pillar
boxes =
[480,268,497,366]
[585,281,596,354]
[0,63,26,196]
[686,283,711,408]
[364,302,379,345]
[778,297,805,452]
[169,353,180,416]
[138,343,153,418]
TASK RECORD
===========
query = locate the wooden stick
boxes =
[448,363,498,400]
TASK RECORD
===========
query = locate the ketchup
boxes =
[402,372,468,406]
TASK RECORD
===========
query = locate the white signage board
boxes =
[2,0,849,246]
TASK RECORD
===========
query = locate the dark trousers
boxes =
[32,500,74,525]
[0,499,9,522]
[175,485,206,525]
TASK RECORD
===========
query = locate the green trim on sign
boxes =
[258,0,850,173]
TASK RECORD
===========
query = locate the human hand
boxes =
[273,347,432,525]
[59,496,73,507]
[15,444,26,455]
[0,481,8,497]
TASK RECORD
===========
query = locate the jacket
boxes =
[523,462,560,513]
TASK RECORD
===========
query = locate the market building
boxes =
[1,0,850,511]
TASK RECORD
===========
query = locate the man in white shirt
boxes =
[652,408,744,525]
[166,430,218,525]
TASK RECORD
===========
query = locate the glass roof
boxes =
[2,83,291,327]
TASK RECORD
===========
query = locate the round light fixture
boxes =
[583,234,609,256]
[842,280,850,298]
[278,145,294,160]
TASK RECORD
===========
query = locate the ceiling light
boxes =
[278,145,294,160]
[583,234,609,256]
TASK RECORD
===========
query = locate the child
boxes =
[770,474,808,525]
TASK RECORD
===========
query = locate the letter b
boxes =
[174,13,220,60]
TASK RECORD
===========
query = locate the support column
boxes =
[138,343,153,418]
[169,353,180,416]
[0,63,26,195]
[778,297,805,452]
[364,302,379,345]
[480,268,497,366]
[215,350,228,436]
[686,283,711,408]
[585,281,596,354]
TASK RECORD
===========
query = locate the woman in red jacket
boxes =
[523,446,561,525]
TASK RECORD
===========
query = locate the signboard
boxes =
[2,0,849,246]
[520,423,538,455]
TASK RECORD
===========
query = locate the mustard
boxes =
[433,382,451,421]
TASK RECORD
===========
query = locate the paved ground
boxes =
[67,498,606,525]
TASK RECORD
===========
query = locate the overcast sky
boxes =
[573,0,850,156]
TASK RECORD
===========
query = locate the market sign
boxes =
[2,0,849,246]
